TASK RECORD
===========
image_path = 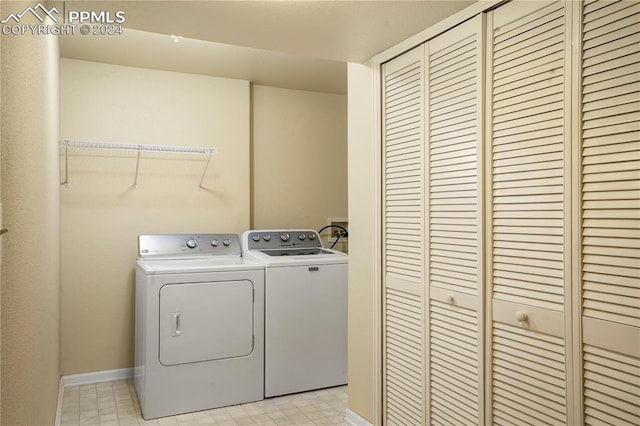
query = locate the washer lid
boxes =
[243,249,347,267]
[258,248,336,256]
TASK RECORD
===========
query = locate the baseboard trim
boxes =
[61,367,134,387]
[54,376,64,426]
[55,368,134,426]
[344,408,373,426]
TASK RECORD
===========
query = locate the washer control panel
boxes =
[138,233,240,258]
[243,230,322,251]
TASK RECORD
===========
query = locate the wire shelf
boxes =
[60,139,216,155]
[59,139,217,189]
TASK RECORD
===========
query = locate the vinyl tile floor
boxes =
[59,379,349,426]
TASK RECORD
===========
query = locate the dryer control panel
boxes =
[138,233,241,259]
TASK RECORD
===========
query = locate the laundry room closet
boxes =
[376,0,639,424]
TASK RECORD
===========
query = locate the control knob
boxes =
[308,233,316,240]
[223,239,231,247]
[252,235,260,242]
[211,239,219,247]
[280,233,290,242]
[299,234,306,240]
[263,235,271,241]
[186,239,197,249]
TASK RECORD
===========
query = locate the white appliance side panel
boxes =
[159,280,254,366]
[265,263,348,397]
[134,267,147,403]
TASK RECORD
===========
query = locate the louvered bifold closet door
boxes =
[425,15,484,426]
[580,1,640,424]
[382,46,426,426]
[487,1,573,425]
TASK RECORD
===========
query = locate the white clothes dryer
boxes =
[135,234,264,419]
[241,229,347,398]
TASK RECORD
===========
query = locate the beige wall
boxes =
[251,85,347,249]
[59,59,250,374]
[0,3,3,422]
[0,3,61,424]
[346,62,377,423]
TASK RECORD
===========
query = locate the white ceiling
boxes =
[59,1,475,94]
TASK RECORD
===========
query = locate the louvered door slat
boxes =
[494,380,566,414]
[488,1,570,424]
[431,378,477,409]
[583,141,640,158]
[583,12,640,44]
[495,144,564,163]
[583,345,640,425]
[382,46,426,425]
[584,1,640,30]
[581,2,640,424]
[583,71,640,96]
[492,322,567,423]
[430,301,479,424]
[431,355,478,386]
[494,24,563,65]
[494,91,564,117]
[430,335,477,365]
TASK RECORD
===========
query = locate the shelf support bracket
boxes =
[61,142,70,187]
[198,149,213,191]
[133,145,142,189]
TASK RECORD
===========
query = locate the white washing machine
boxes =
[241,229,347,398]
[135,233,264,419]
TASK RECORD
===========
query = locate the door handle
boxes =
[172,313,181,337]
